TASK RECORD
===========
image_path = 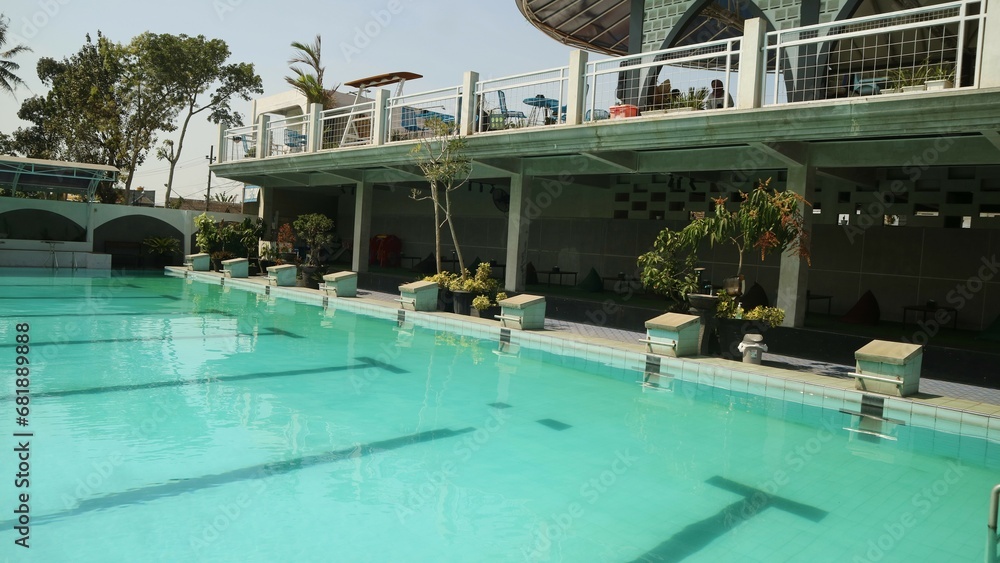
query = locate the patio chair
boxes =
[284,130,307,152]
[400,106,426,137]
[497,90,527,127]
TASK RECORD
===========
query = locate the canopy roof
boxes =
[516,0,631,56]
[0,156,119,200]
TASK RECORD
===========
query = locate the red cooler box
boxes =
[609,104,639,119]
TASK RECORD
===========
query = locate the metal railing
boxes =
[989,483,1000,562]
[764,0,985,105]
[586,38,741,119]
[223,125,257,162]
[475,66,570,132]
[319,101,376,150]
[264,114,310,158]
[385,85,462,143]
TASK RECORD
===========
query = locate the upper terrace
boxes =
[215,0,1000,183]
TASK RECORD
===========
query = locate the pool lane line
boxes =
[0,326,301,349]
[4,308,238,319]
[0,357,409,400]
[0,427,475,529]
[0,283,144,288]
[628,475,828,563]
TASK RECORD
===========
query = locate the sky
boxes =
[0,0,580,203]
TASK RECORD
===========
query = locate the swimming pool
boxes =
[1,268,998,562]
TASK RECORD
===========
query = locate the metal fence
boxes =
[222,125,257,162]
[475,66,571,132]
[319,102,377,150]
[385,85,462,143]
[264,114,311,157]
[586,38,741,120]
[764,0,985,105]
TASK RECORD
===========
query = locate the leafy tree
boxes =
[410,119,472,275]
[145,33,262,203]
[0,14,31,96]
[285,35,337,108]
[5,33,176,200]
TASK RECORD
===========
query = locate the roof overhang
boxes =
[516,0,631,56]
[0,156,119,200]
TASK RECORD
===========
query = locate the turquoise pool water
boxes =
[0,269,997,562]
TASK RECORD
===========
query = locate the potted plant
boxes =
[447,262,503,316]
[924,62,956,91]
[292,213,335,288]
[237,217,266,274]
[670,87,709,112]
[714,292,786,360]
[472,292,507,320]
[423,271,459,311]
[638,177,809,354]
[889,65,928,93]
[141,236,181,268]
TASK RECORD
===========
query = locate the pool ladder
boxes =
[989,483,1000,562]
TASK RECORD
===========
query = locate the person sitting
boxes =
[702,79,734,109]
[649,79,672,110]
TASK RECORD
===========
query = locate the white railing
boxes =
[264,114,310,158]
[475,66,570,132]
[219,0,993,159]
[319,101,376,149]
[586,38,741,119]
[764,0,985,105]
[989,483,1000,562]
[385,85,462,143]
[223,125,257,162]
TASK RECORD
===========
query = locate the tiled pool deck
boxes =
[170,269,1000,442]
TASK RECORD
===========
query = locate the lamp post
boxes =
[205,145,216,211]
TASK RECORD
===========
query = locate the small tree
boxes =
[638,178,810,304]
[410,119,471,275]
[292,213,334,266]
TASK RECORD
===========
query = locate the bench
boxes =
[497,294,546,330]
[320,271,358,297]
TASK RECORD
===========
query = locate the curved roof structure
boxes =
[516,0,632,56]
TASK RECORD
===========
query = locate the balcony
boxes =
[215,0,999,175]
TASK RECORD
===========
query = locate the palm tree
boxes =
[284,35,337,108]
[0,14,32,96]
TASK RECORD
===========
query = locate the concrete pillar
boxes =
[258,186,275,238]
[460,71,479,136]
[371,89,390,147]
[737,18,767,110]
[566,50,589,125]
[777,163,815,327]
[504,171,531,292]
[306,103,323,153]
[352,180,374,273]
[216,123,228,163]
[255,114,270,159]
[979,0,1000,88]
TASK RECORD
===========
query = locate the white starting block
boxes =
[222,257,248,278]
[496,294,546,330]
[266,264,297,287]
[642,312,701,357]
[321,271,358,297]
[398,280,438,311]
[184,253,210,271]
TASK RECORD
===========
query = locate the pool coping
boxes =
[168,268,1000,443]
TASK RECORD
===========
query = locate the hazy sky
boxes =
[0,0,579,202]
